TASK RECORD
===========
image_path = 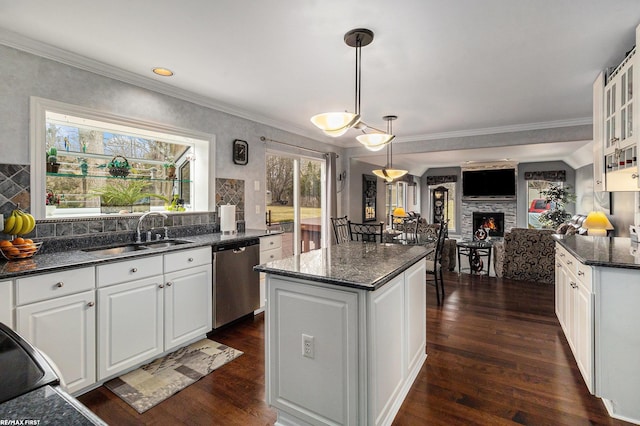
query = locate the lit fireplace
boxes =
[472,212,505,238]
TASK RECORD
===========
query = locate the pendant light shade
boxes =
[311,112,360,137]
[372,115,408,182]
[356,131,395,148]
[311,29,374,138]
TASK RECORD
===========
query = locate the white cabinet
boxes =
[595,24,640,191]
[554,243,594,393]
[164,247,212,351]
[0,280,13,329]
[97,274,164,380]
[593,71,606,191]
[15,267,96,394]
[258,234,282,311]
[97,247,212,380]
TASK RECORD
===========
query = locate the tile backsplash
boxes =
[0,163,31,217]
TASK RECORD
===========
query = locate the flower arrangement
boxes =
[45,189,60,206]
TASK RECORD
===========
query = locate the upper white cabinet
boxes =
[595,24,640,191]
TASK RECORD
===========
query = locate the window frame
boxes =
[30,97,214,219]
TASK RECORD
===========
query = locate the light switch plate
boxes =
[254,180,260,191]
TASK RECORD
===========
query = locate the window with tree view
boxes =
[45,114,194,216]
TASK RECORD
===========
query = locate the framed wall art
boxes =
[362,174,377,222]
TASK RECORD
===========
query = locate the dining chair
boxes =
[348,221,384,242]
[424,221,447,305]
[331,216,350,244]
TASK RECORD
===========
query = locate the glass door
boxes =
[266,153,324,256]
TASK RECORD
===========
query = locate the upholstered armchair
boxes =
[493,228,556,284]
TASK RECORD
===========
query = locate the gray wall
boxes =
[0,44,344,230]
[348,159,386,224]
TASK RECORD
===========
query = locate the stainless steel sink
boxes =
[83,239,193,256]
[84,244,149,256]
[140,239,193,249]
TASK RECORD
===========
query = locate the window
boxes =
[30,98,213,218]
[527,180,561,229]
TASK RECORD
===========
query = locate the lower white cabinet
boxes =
[16,289,96,394]
[164,264,212,351]
[555,244,594,393]
[97,247,212,381]
[97,275,164,380]
[0,280,13,329]
[258,234,282,311]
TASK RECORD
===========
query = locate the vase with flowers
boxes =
[45,188,59,216]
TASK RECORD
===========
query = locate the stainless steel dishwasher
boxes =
[213,238,260,328]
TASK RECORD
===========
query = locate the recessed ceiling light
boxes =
[152,67,174,77]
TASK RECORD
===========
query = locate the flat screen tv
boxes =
[462,168,516,199]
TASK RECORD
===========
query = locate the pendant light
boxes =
[311,29,373,137]
[372,116,408,182]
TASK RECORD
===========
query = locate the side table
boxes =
[457,240,493,276]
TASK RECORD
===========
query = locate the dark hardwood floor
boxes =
[79,272,629,425]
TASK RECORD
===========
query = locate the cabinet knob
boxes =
[596,180,602,185]
[270,241,274,245]
[131,268,138,273]
[188,257,194,262]
[269,254,274,259]
[578,270,584,276]
[570,282,577,288]
[159,284,164,288]
[567,260,572,265]
[166,282,173,287]
[55,282,64,288]
[632,173,638,179]
[87,301,95,307]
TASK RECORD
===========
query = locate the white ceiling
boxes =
[1,0,640,174]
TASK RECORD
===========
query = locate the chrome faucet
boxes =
[136,211,168,243]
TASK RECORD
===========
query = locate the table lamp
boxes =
[393,207,407,217]
[582,211,614,236]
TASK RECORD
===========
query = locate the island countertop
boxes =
[254,241,432,290]
[555,235,640,269]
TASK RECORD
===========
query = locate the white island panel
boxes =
[268,277,359,425]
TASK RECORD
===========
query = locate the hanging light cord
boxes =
[355,34,362,116]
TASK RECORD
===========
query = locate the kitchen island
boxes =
[255,242,432,426]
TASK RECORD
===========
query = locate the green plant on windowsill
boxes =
[91,180,168,213]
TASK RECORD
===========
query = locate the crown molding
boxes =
[392,117,593,144]
[0,28,333,145]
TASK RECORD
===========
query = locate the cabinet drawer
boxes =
[97,255,163,287]
[555,244,570,265]
[16,267,95,306]
[164,246,212,273]
[260,247,282,264]
[261,235,282,251]
[576,263,593,292]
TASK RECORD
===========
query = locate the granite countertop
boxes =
[555,235,640,269]
[0,385,106,425]
[0,229,279,280]
[254,241,432,291]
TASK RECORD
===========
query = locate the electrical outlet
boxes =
[302,334,314,359]
[254,180,260,191]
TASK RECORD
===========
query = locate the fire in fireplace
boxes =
[472,212,505,238]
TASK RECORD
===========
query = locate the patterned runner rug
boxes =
[104,338,243,414]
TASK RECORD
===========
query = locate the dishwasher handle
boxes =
[232,247,246,254]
